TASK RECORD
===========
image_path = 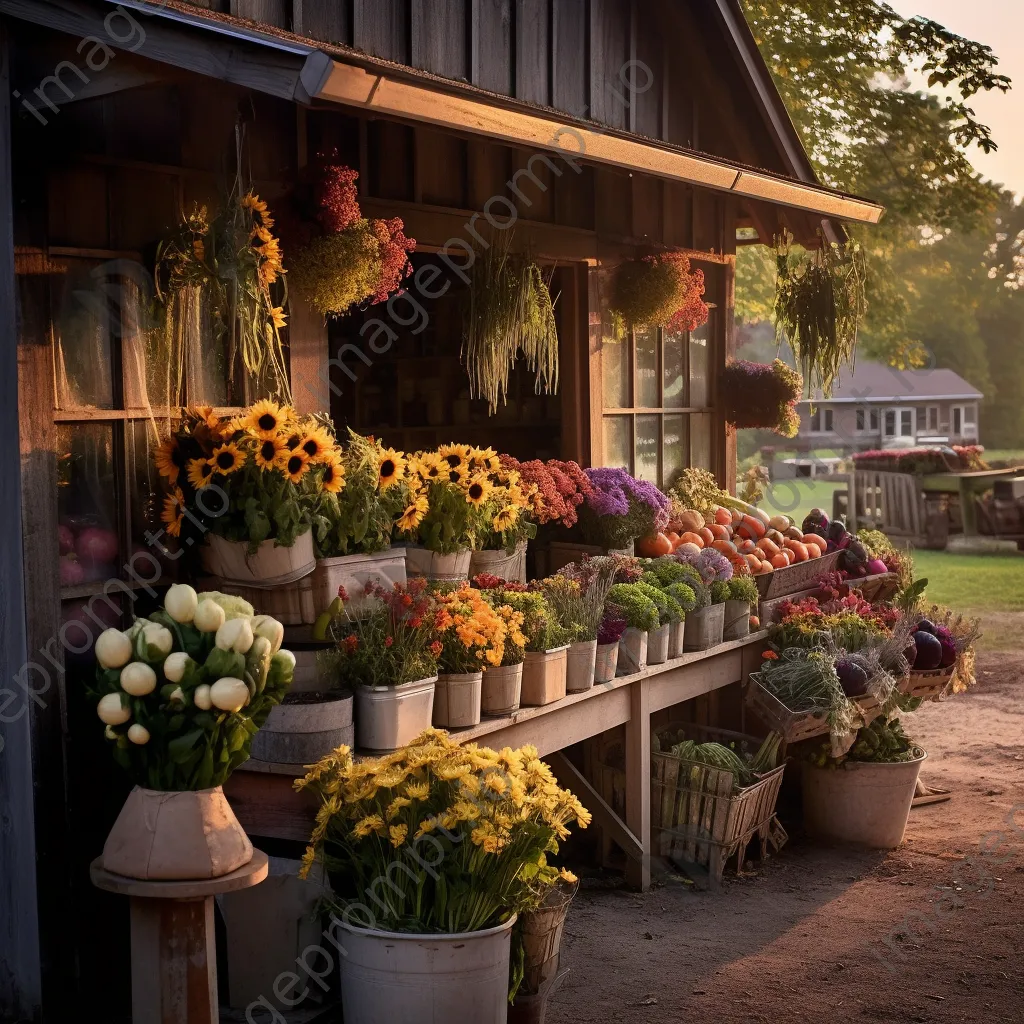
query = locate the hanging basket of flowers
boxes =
[610,251,709,332]
[719,358,803,438]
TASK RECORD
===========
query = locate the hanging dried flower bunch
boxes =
[773,233,867,397]
[155,148,291,403]
[719,358,803,437]
[286,152,415,317]
[610,251,709,332]
[461,233,559,415]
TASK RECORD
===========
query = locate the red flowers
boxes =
[429,640,443,657]
[337,584,349,602]
[501,456,592,528]
[762,650,779,661]
[368,217,415,304]
[343,635,359,654]
[385,636,394,647]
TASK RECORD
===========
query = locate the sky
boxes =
[889,0,1024,195]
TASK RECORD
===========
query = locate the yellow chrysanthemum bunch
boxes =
[296,729,588,933]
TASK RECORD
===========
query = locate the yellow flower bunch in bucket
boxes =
[296,728,589,934]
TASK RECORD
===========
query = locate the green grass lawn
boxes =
[759,477,843,526]
[911,550,1024,613]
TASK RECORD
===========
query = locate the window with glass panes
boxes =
[599,314,717,487]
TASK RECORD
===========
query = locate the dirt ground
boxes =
[549,647,1024,1024]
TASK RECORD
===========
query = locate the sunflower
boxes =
[154,438,185,484]
[397,494,428,532]
[438,443,472,471]
[469,446,500,473]
[298,425,335,463]
[282,450,310,484]
[446,463,467,486]
[210,442,245,476]
[161,488,184,537]
[243,399,289,439]
[241,190,274,231]
[465,475,492,506]
[270,305,288,330]
[492,505,519,533]
[186,457,214,490]
[283,429,304,451]
[319,455,346,494]
[378,448,407,490]
[254,436,287,471]
[413,454,445,482]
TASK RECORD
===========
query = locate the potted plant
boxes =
[595,609,627,683]
[88,585,294,879]
[398,445,494,580]
[578,468,671,557]
[606,582,660,673]
[474,575,530,715]
[156,403,345,623]
[295,729,590,1021]
[677,549,732,651]
[466,450,537,583]
[723,573,760,641]
[544,557,619,692]
[642,557,700,657]
[311,430,412,616]
[719,359,803,437]
[801,717,926,847]
[498,590,573,706]
[330,578,442,751]
[633,580,684,666]
[432,583,510,728]
[609,251,709,333]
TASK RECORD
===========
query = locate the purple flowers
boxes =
[583,468,671,536]
[677,547,734,584]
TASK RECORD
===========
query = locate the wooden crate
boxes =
[650,730,786,883]
[898,666,954,701]
[754,551,841,601]
[746,672,830,743]
[198,574,316,626]
[854,571,900,604]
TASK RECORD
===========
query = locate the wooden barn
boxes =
[0,1,883,1019]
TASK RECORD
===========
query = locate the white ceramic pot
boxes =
[405,546,472,582]
[723,600,751,641]
[481,662,524,716]
[521,647,569,706]
[683,603,725,652]
[354,676,437,752]
[469,540,528,584]
[802,751,927,848]
[434,672,483,728]
[311,547,407,617]
[200,530,315,584]
[618,628,648,673]
[102,786,252,881]
[646,623,670,665]
[566,639,598,693]
[594,642,619,683]
[336,916,516,1024]
[668,620,685,659]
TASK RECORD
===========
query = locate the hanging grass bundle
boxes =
[610,251,709,332]
[462,237,559,414]
[773,235,867,397]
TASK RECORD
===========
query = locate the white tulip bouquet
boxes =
[89,585,294,790]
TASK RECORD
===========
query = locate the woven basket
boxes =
[898,666,954,701]
[746,671,831,743]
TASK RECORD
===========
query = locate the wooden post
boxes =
[0,25,44,1021]
[624,678,651,890]
[958,476,978,538]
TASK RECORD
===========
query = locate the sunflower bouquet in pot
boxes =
[154,401,345,554]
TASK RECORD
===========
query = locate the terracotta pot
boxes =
[102,786,253,881]
[482,662,524,715]
[434,672,483,728]
[521,647,569,706]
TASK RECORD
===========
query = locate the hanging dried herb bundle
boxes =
[461,236,559,414]
[610,251,709,332]
[773,235,866,397]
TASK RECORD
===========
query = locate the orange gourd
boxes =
[785,541,809,562]
[737,538,755,555]
[770,552,790,570]
[677,510,705,534]
[679,531,705,549]
[697,527,715,547]
[637,533,673,557]
[802,533,826,552]
[757,538,780,558]
[708,523,731,540]
[714,507,733,527]
[744,554,762,573]
[712,538,738,556]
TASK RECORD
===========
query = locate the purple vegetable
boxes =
[903,638,918,668]
[938,636,957,668]
[866,558,888,576]
[913,631,943,670]
[916,618,937,636]
[835,658,869,697]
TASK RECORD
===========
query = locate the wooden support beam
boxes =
[624,678,651,890]
[547,751,643,865]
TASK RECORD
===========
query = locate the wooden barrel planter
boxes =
[251,691,354,765]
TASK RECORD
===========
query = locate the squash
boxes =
[768,515,792,533]
[697,527,715,547]
[756,538,780,558]
[665,531,681,549]
[637,533,673,557]
[744,554,762,573]
[678,531,705,549]
[785,540,809,562]
[677,510,705,534]
[708,523,731,540]
[802,533,827,552]
[737,538,755,555]
[770,552,790,570]
[714,506,733,527]
[711,538,738,556]
[749,615,761,629]
[784,526,804,541]
[677,542,702,557]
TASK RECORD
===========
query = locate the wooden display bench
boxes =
[224,633,768,892]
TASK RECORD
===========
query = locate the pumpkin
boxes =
[678,531,705,549]
[677,510,705,534]
[802,533,827,552]
[665,531,680,548]
[708,523,731,540]
[768,515,791,533]
[697,527,715,547]
[784,526,804,541]
[756,538,780,558]
[757,562,774,575]
[737,538,755,555]
[749,615,761,629]
[711,538,737,556]
[714,507,733,527]
[637,533,673,557]
[744,554,762,573]
[677,542,703,557]
[785,540,809,562]
[770,552,790,570]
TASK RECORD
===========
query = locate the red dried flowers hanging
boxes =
[610,251,709,332]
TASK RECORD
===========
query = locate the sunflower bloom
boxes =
[211,442,245,475]
[244,399,289,439]
[154,439,184,483]
[378,448,407,490]
[465,475,492,506]
[281,450,310,484]
[161,488,184,537]
[298,426,335,463]
[320,456,346,494]
[439,443,472,471]
[255,436,287,471]
[397,494,428,532]
[186,458,214,490]
[270,305,287,330]
[492,505,519,532]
